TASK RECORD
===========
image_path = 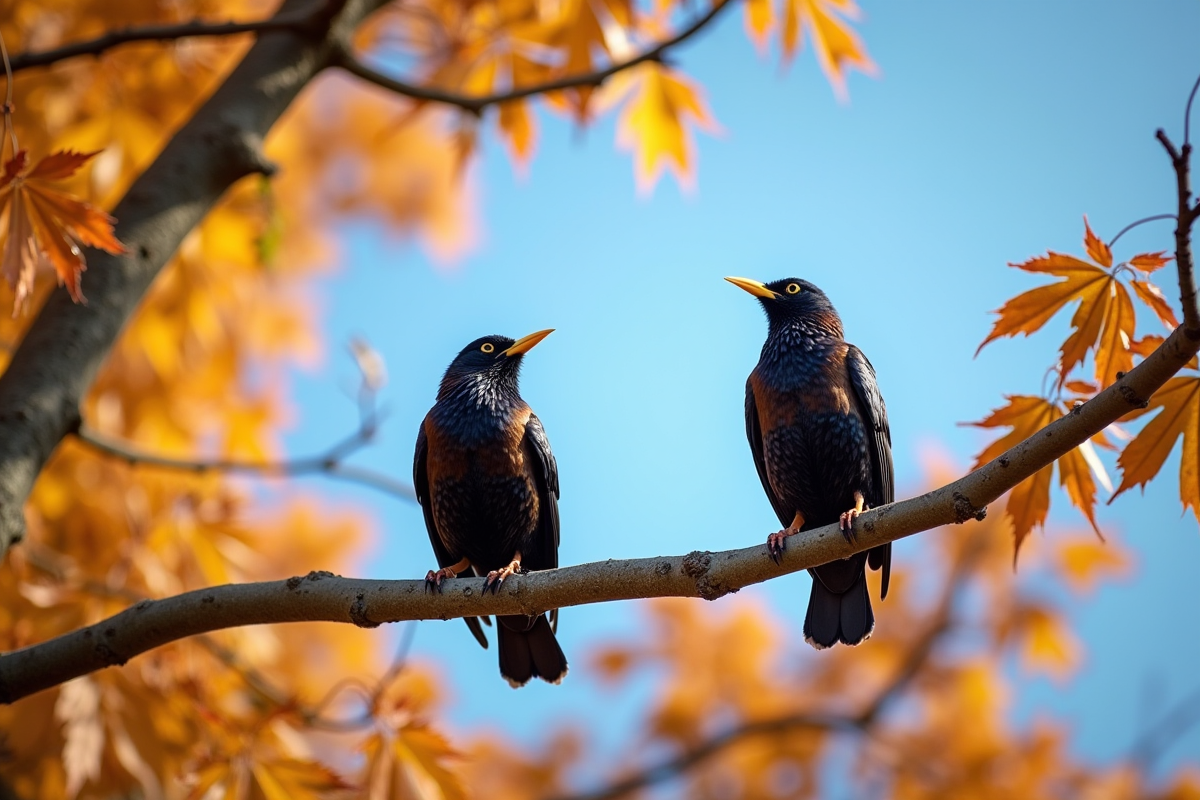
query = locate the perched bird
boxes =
[726,277,892,649]
[414,330,568,687]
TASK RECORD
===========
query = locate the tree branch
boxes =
[8,9,322,73]
[547,533,986,800]
[333,0,735,115]
[0,0,393,557]
[75,419,417,503]
[1158,129,1200,331]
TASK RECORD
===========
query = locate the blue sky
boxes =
[280,0,1200,785]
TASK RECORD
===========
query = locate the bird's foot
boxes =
[424,566,458,594]
[766,531,791,565]
[839,492,868,545]
[838,510,860,544]
[484,559,524,594]
[767,512,806,565]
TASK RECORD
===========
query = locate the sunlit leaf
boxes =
[1112,375,1200,519]
[0,149,125,314]
[616,63,719,193]
[782,0,875,96]
[968,396,1104,556]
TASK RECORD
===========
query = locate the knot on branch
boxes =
[682,550,735,601]
[349,592,379,629]
[1118,384,1150,409]
[287,570,337,591]
[952,492,987,524]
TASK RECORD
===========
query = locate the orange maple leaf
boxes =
[1111,374,1200,520]
[977,218,1176,388]
[0,149,125,314]
[968,395,1108,560]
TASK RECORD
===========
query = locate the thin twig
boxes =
[550,534,986,800]
[74,421,416,503]
[1129,683,1200,770]
[0,27,17,159]
[1108,213,1176,249]
[1157,129,1200,331]
[1185,72,1200,147]
[335,0,735,115]
[8,11,321,74]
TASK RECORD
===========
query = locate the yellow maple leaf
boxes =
[1016,606,1080,680]
[782,0,876,97]
[0,149,125,314]
[1054,537,1130,595]
[616,63,719,193]
[1112,375,1200,519]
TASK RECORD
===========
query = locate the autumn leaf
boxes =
[56,677,104,798]
[781,0,876,97]
[616,63,719,193]
[744,0,774,52]
[977,218,1178,387]
[1130,278,1179,329]
[0,149,125,314]
[1015,606,1080,680]
[1054,537,1130,595]
[968,395,1107,558]
[363,725,466,800]
[1112,375,1200,520]
[498,100,537,165]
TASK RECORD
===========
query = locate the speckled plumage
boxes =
[733,278,893,649]
[414,334,567,687]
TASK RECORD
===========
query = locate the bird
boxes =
[413,329,568,687]
[726,276,892,649]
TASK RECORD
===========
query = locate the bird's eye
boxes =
[481,342,495,353]
[786,283,802,295]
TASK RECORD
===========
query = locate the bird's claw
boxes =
[839,509,860,545]
[766,531,789,565]
[483,562,523,595]
[424,567,455,595]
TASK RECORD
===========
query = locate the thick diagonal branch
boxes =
[334,0,734,114]
[0,0,391,556]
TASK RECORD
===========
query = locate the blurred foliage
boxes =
[0,0,1194,798]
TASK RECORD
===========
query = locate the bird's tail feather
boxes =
[803,568,874,649]
[497,614,568,688]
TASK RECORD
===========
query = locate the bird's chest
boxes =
[423,412,539,567]
[752,359,872,522]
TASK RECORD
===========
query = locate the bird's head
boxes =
[725,276,843,336]
[437,329,554,400]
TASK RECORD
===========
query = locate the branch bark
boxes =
[0,0,392,556]
[333,0,734,114]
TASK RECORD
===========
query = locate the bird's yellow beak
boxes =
[725,276,778,300]
[503,328,554,357]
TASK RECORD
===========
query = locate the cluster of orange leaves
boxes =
[465,467,1197,799]
[972,218,1193,556]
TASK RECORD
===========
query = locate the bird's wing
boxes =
[845,344,893,597]
[522,412,560,563]
[745,377,793,529]
[414,418,490,647]
[523,412,561,631]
